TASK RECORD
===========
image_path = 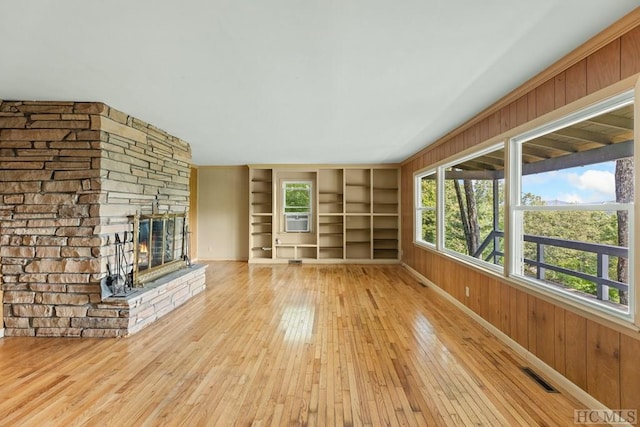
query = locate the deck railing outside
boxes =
[473,230,628,304]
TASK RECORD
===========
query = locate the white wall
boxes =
[197,166,249,260]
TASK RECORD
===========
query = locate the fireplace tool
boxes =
[111,232,134,296]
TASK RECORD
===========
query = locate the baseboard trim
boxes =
[402,263,611,413]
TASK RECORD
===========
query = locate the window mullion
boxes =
[436,166,445,251]
[506,136,522,278]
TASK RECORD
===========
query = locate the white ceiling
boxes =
[0,1,637,166]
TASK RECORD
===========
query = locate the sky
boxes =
[521,161,617,204]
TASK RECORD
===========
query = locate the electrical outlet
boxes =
[465,286,470,297]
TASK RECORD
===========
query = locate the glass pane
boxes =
[138,219,150,272]
[442,145,504,268]
[522,209,629,310]
[443,177,505,259]
[174,217,185,260]
[165,218,175,263]
[420,175,436,208]
[285,182,311,213]
[420,209,436,244]
[151,219,163,266]
[521,103,634,205]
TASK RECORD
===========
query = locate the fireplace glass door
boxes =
[134,213,187,285]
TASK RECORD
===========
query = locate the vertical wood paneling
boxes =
[464,126,478,151]
[515,96,528,126]
[486,278,501,328]
[456,262,468,304]
[564,311,587,391]
[586,320,621,409]
[621,25,640,78]
[620,333,640,412]
[479,118,489,142]
[553,307,566,376]
[499,283,511,335]
[471,124,481,148]
[565,59,587,104]
[467,271,480,312]
[534,299,555,368]
[554,72,567,109]
[527,296,537,354]
[429,253,440,289]
[586,39,621,94]
[509,286,519,342]
[499,105,511,133]
[514,289,529,348]
[527,91,537,121]
[535,79,555,117]
[509,102,517,131]
[488,111,501,139]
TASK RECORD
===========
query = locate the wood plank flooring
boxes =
[0,263,586,426]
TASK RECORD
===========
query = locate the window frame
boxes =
[508,90,635,321]
[439,142,506,273]
[414,169,437,247]
[411,77,639,328]
[282,180,313,233]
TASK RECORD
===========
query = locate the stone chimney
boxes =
[0,101,202,337]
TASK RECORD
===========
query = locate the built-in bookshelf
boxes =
[345,168,371,214]
[372,168,399,214]
[248,165,399,263]
[318,169,344,214]
[372,216,399,259]
[345,215,371,259]
[249,168,273,260]
[318,215,344,259]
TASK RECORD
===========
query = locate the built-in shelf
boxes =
[250,165,399,263]
[249,168,274,260]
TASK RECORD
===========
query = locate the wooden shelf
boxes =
[250,165,398,262]
[249,168,274,261]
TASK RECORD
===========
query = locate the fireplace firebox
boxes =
[133,212,189,286]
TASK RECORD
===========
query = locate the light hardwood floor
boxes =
[0,263,586,426]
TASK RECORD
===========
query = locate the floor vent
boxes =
[288,259,302,265]
[521,367,558,393]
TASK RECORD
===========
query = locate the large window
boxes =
[509,91,634,317]
[415,145,505,270]
[413,88,636,322]
[442,145,505,269]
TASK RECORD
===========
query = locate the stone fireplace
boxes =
[0,100,207,337]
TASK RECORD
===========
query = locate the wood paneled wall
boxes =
[401,10,640,411]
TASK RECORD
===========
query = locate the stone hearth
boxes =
[0,100,205,337]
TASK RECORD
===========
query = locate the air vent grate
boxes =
[521,367,558,393]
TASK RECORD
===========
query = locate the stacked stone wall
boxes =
[0,101,196,337]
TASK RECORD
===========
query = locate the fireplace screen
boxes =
[133,212,188,286]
